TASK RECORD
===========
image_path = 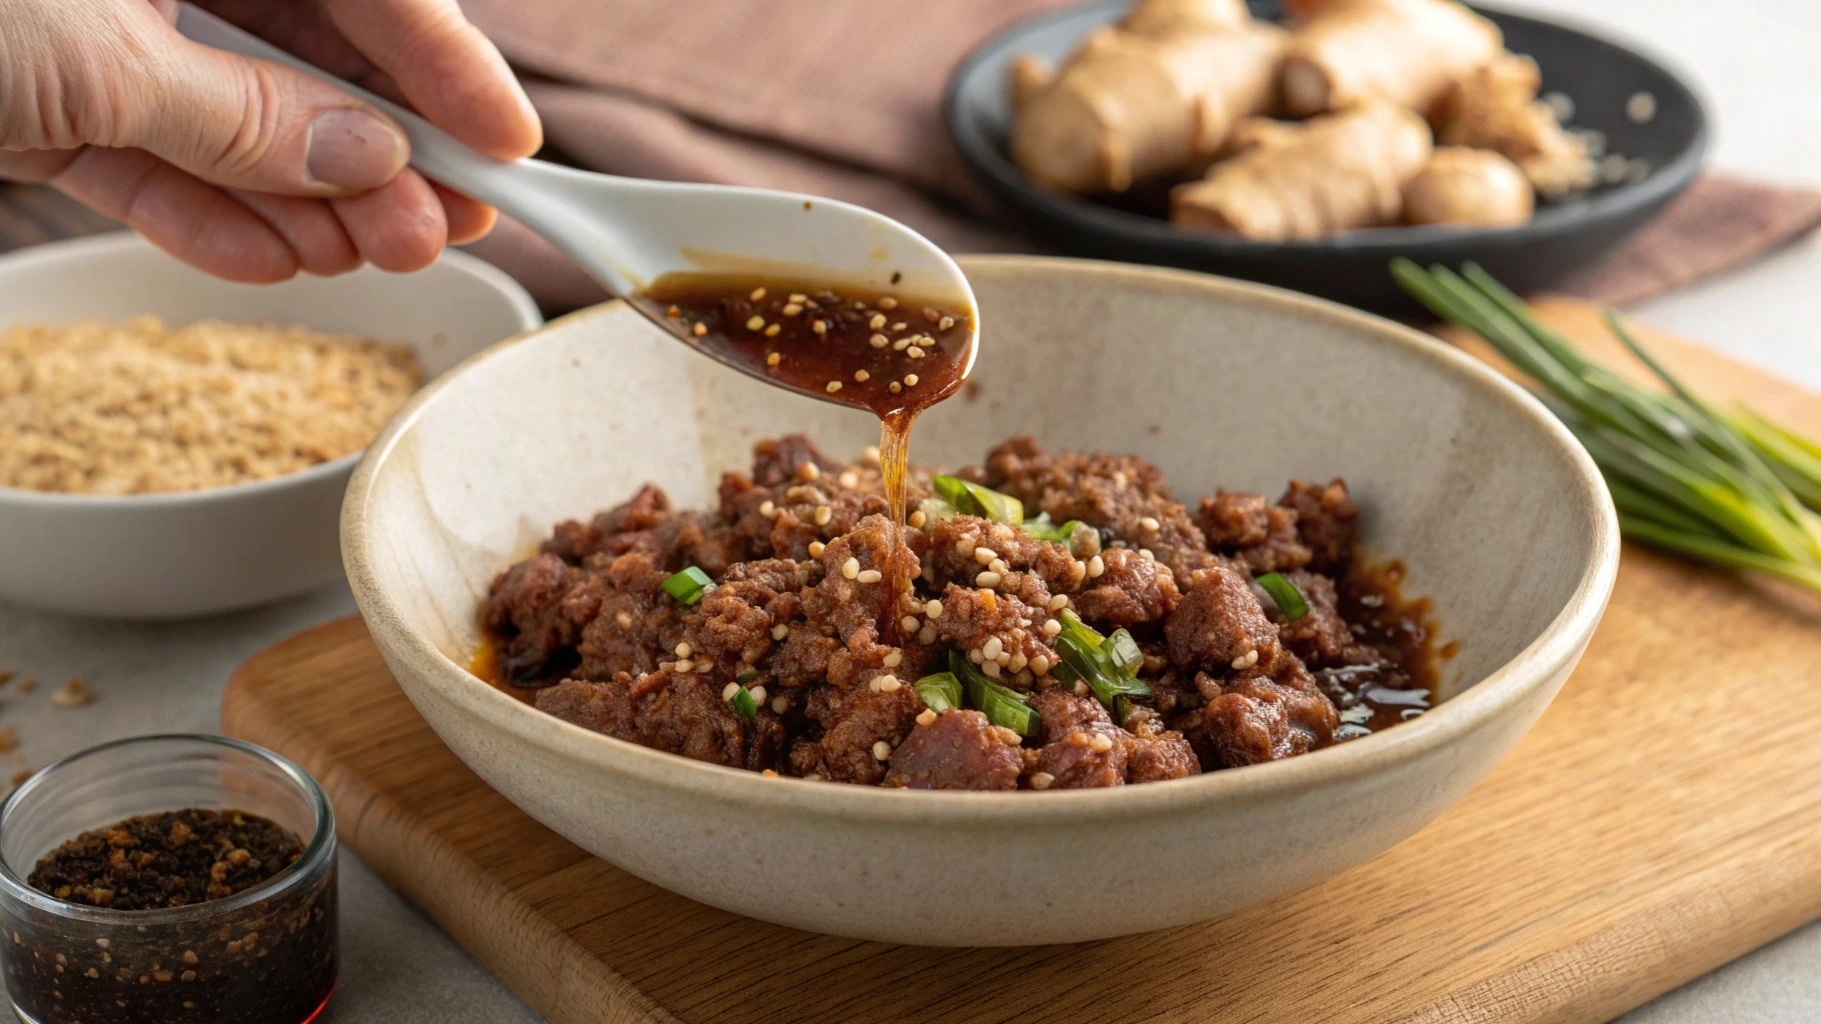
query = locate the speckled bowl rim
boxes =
[0,232,543,509]
[344,255,1619,826]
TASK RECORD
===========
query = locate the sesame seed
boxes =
[749,685,768,704]
[1073,680,1090,697]
[1140,516,1160,531]
[616,611,634,628]
[762,767,781,777]
[759,500,776,517]
[772,624,789,640]
[968,648,985,664]
[1113,471,1129,488]
[675,642,692,658]
[772,696,790,713]
[904,374,919,386]
[974,547,998,565]
[883,651,902,668]
[1048,594,1069,612]
[872,741,892,761]
[854,369,870,382]
[909,510,927,529]
[1087,555,1105,578]
[1030,654,1050,676]
[1231,649,1259,670]
[826,380,842,393]
[889,382,902,393]
[982,659,1002,678]
[855,300,868,309]
[1089,733,1114,752]
[939,315,956,330]
[1009,652,1028,672]
[808,540,826,557]
[873,674,901,692]
[1029,771,1055,790]
[863,445,882,463]
[800,462,820,481]
[982,636,1003,660]
[1140,548,1155,562]
[916,709,937,726]
[674,659,694,673]
[989,558,1008,575]
[692,322,707,337]
[666,305,680,318]
[891,322,907,332]
[746,315,766,331]
[766,352,781,367]
[923,307,941,323]
[878,296,899,310]
[722,682,740,700]
[835,471,857,489]
[901,615,921,632]
[870,333,890,349]
[842,557,860,579]
[857,569,883,584]
[1042,619,1062,637]
[764,324,781,337]
[869,313,887,330]
[813,320,828,337]
[976,570,1002,588]
[918,625,938,644]
[996,650,1011,666]
[814,505,832,526]
[783,303,803,316]
[924,599,944,618]
[992,726,1021,745]
[790,293,808,303]
[957,539,976,556]
[892,337,911,351]
[906,346,926,359]
[750,287,767,301]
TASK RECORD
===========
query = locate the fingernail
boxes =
[306,109,407,190]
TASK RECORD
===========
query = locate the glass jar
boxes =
[0,735,338,1024]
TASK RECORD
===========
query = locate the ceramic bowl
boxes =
[946,1,1707,313]
[0,232,542,619]
[343,255,1618,946]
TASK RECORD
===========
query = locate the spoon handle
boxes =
[172,6,576,238]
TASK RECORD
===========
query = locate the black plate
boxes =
[946,1,1708,312]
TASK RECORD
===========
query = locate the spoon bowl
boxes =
[174,3,978,402]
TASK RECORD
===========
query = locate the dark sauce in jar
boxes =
[5,809,336,1024]
[630,274,976,633]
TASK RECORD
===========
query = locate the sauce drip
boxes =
[631,274,976,631]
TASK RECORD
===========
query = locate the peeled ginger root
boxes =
[1120,0,1250,35]
[1172,102,1433,239]
[1010,19,1287,193]
[1403,147,1534,227]
[1280,0,1502,117]
[1437,53,1595,197]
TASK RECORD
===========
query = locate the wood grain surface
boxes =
[220,299,1821,1024]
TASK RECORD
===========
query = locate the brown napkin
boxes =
[454,0,1821,314]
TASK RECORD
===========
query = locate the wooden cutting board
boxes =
[221,298,1821,1024]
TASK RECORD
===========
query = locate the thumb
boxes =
[119,25,410,197]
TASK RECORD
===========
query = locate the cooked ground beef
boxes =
[483,435,1440,790]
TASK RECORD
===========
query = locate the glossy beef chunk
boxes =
[482,434,1436,789]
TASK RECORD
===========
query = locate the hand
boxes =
[0,0,542,282]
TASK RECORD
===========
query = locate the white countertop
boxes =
[1,1,1816,1020]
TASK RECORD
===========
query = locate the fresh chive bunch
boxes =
[1394,259,1821,593]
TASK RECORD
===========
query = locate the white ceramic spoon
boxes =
[174,3,977,403]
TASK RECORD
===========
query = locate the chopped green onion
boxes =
[931,475,1025,525]
[726,685,757,721]
[1393,257,1821,596]
[1106,629,1144,676]
[1256,572,1308,621]
[917,496,959,525]
[661,566,715,605]
[913,671,963,713]
[947,651,1040,738]
[1113,694,1134,727]
[735,669,759,684]
[1024,513,1086,544]
[1050,611,1151,706]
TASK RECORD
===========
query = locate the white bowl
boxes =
[0,232,541,619]
[345,255,1618,945]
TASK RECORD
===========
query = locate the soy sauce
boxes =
[631,275,976,623]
